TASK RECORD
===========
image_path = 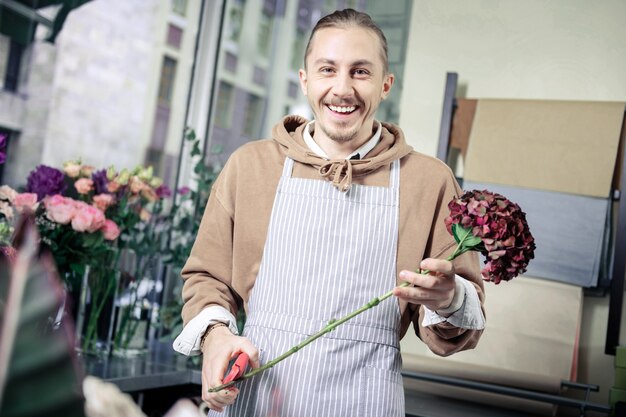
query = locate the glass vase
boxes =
[74,265,118,357]
[111,250,162,358]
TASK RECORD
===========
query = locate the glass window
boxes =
[228,3,245,42]
[167,24,183,49]
[287,81,299,99]
[0,35,9,90]
[215,81,234,129]
[158,57,177,105]
[243,93,263,137]
[290,29,306,71]
[171,0,188,16]
[224,51,238,73]
[257,11,273,58]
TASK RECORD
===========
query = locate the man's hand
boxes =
[201,325,259,412]
[393,258,456,314]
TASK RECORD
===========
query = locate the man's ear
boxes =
[298,69,308,96]
[381,72,395,100]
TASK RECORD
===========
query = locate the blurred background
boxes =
[0,0,411,190]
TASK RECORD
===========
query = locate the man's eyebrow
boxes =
[351,59,374,68]
[312,58,375,67]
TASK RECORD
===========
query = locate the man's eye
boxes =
[320,67,334,73]
[353,69,370,76]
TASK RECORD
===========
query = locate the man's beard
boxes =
[319,122,360,144]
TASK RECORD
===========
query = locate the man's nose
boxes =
[331,73,353,97]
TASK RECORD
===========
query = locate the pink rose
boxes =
[12,193,39,213]
[92,193,115,211]
[45,195,76,224]
[71,201,105,232]
[101,219,120,240]
[107,181,122,193]
[74,178,94,195]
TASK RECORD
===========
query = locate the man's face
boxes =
[299,26,394,146]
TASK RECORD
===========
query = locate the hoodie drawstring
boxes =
[319,160,353,192]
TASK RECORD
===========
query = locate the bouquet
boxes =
[0,159,171,354]
[1,161,170,280]
[208,189,536,392]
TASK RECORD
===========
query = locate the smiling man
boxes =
[174,9,486,417]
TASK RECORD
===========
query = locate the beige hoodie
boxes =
[181,116,484,356]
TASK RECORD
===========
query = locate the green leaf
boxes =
[0,218,85,416]
[452,223,482,248]
[191,141,201,157]
[451,223,462,244]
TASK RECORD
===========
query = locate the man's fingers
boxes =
[394,284,449,301]
[203,387,239,411]
[399,270,451,289]
[240,343,260,369]
[420,258,454,277]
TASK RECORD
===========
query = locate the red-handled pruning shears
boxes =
[223,352,250,384]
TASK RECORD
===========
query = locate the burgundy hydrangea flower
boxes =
[444,189,535,284]
[91,169,110,195]
[26,165,67,201]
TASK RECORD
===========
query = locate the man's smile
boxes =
[327,104,357,114]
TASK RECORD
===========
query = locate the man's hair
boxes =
[304,8,389,74]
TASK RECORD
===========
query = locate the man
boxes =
[174,9,485,416]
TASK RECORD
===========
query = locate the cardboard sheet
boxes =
[464,99,625,198]
[402,276,582,415]
[463,180,610,287]
[449,98,477,159]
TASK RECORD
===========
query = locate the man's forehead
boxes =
[306,27,384,66]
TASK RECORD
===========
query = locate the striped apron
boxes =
[213,157,404,417]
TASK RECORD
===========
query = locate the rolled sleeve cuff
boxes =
[422,275,485,330]
[172,306,239,356]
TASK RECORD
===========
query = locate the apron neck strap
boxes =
[282,157,401,189]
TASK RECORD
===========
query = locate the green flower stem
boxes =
[82,250,121,353]
[114,255,145,349]
[208,226,476,393]
[83,275,115,352]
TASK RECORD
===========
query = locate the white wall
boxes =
[399,0,626,408]
[41,0,160,171]
[400,0,626,156]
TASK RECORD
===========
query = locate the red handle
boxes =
[223,352,250,384]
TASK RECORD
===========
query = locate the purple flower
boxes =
[177,186,191,196]
[155,184,172,198]
[26,165,67,201]
[0,133,7,165]
[91,169,110,195]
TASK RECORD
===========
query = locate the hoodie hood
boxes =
[272,115,413,192]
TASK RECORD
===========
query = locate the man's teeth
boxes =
[328,105,356,113]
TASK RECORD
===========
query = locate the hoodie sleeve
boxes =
[403,163,485,356]
[415,249,485,356]
[180,165,241,327]
[399,155,485,356]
